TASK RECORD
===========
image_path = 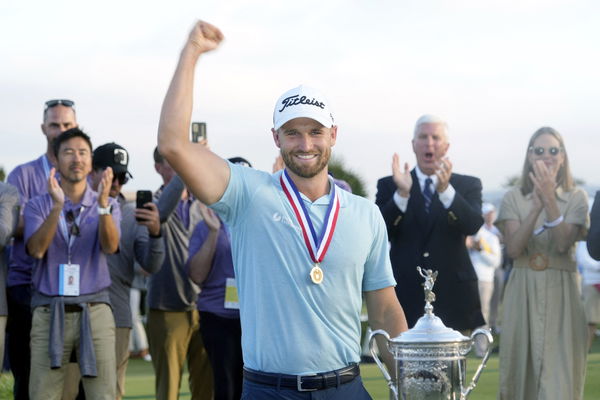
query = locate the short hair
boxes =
[413,114,449,140]
[52,127,93,158]
[153,146,164,164]
[519,126,573,195]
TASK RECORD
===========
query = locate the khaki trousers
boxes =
[115,327,131,399]
[59,326,130,400]
[30,304,116,400]
[147,309,213,400]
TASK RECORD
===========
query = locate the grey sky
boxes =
[2,0,599,198]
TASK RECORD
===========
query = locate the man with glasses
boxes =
[90,143,165,400]
[23,127,120,400]
[6,99,77,399]
[376,115,485,332]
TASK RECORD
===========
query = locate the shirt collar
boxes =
[65,184,95,209]
[415,166,438,191]
[279,170,346,208]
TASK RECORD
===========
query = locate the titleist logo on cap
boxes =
[278,95,325,112]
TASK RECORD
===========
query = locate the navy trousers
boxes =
[200,311,243,400]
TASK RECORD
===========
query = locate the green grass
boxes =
[1,339,599,399]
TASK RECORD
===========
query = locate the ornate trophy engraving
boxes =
[369,267,493,399]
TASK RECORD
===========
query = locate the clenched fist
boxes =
[187,20,224,54]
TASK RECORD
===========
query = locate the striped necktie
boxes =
[423,178,433,212]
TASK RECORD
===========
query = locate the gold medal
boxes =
[310,264,324,284]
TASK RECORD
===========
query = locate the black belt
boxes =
[64,303,102,313]
[243,364,360,392]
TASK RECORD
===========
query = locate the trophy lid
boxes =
[396,313,468,343]
[393,267,468,343]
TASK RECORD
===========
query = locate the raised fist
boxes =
[188,20,224,53]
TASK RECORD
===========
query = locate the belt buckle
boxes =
[529,253,549,271]
[297,374,318,392]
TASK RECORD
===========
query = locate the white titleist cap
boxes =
[272,85,334,130]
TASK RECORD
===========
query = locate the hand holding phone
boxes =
[191,122,207,143]
[136,190,153,222]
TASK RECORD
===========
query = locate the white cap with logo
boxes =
[272,85,335,130]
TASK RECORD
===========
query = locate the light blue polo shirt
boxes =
[210,163,395,375]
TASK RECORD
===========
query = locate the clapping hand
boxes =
[529,160,557,207]
[435,158,452,192]
[97,167,113,208]
[47,168,65,208]
[392,153,412,197]
[199,203,221,232]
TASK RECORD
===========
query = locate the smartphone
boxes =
[136,190,153,222]
[191,122,207,143]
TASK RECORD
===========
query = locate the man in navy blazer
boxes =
[375,115,485,331]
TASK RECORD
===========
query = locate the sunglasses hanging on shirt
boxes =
[65,210,81,237]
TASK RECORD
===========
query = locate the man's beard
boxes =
[280,148,330,179]
[59,164,88,184]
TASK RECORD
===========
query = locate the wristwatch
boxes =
[97,205,112,215]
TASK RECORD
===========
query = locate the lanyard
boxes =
[59,206,85,264]
[280,170,340,265]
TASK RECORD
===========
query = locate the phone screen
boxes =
[191,122,207,142]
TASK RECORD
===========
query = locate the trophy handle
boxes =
[368,329,398,399]
[461,328,494,399]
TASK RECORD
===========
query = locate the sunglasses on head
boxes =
[529,146,561,156]
[45,99,75,110]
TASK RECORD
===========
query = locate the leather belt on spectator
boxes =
[243,364,360,392]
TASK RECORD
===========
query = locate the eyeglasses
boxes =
[45,99,75,111]
[65,210,80,237]
[529,146,561,156]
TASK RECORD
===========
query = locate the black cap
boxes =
[93,142,132,177]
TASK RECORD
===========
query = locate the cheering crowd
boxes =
[1,19,599,400]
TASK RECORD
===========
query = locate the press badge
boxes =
[58,264,80,296]
[224,278,239,310]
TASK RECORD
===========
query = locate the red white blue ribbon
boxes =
[280,169,340,263]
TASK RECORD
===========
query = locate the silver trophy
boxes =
[369,267,493,400]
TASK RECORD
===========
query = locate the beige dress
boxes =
[496,187,589,400]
